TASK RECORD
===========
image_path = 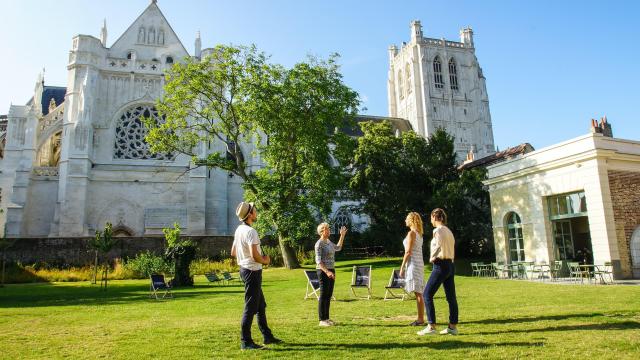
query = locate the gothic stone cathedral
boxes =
[0,3,495,238]
[388,21,495,160]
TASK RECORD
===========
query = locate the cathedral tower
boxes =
[388,21,495,160]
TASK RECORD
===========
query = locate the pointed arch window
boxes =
[449,58,459,91]
[433,56,444,89]
[405,63,412,94]
[397,70,404,99]
[506,212,525,262]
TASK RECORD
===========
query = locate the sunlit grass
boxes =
[1,258,639,359]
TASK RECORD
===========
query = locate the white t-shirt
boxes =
[234,223,263,271]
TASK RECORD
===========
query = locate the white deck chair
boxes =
[384,269,414,301]
[350,265,372,300]
[303,270,335,300]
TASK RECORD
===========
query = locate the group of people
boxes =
[230,200,459,350]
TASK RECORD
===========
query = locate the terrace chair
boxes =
[550,261,563,281]
[568,262,587,284]
[303,270,335,300]
[351,265,372,300]
[520,262,534,280]
[471,263,482,277]
[205,272,223,286]
[494,263,512,279]
[384,269,413,301]
[150,274,173,299]
[594,262,615,284]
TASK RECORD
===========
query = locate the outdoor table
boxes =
[579,264,597,283]
[533,264,551,281]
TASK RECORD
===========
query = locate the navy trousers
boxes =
[317,269,335,321]
[423,259,459,325]
[239,268,273,345]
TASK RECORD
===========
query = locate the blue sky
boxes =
[1,0,638,150]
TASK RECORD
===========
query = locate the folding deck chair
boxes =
[303,270,335,300]
[205,272,223,285]
[384,269,414,301]
[150,274,173,299]
[350,265,372,300]
[222,271,240,285]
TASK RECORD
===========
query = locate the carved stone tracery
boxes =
[113,104,172,160]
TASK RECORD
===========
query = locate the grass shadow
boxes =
[272,340,545,351]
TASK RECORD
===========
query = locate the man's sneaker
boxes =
[319,320,332,327]
[417,325,437,336]
[439,327,459,335]
[327,319,336,326]
[263,337,283,345]
[241,342,264,350]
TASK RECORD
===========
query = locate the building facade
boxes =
[388,21,495,160]
[0,2,256,238]
[485,120,640,279]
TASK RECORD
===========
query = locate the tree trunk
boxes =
[91,250,98,285]
[278,236,300,269]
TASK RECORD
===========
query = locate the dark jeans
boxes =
[424,259,459,325]
[240,267,273,345]
[317,269,335,321]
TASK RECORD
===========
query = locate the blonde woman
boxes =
[399,212,425,326]
[315,223,347,327]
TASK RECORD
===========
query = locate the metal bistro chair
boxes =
[594,262,615,284]
[493,262,512,279]
[471,262,483,277]
[550,261,563,282]
[568,262,587,284]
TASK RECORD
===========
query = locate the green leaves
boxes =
[89,223,116,254]
[146,45,360,264]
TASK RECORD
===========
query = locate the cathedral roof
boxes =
[41,86,66,115]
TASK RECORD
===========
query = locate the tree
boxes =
[349,122,492,257]
[163,223,196,287]
[145,45,359,268]
[0,233,15,287]
[88,223,116,290]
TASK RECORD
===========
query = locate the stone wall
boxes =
[608,170,640,278]
[3,236,233,266]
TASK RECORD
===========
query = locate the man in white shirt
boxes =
[231,201,282,350]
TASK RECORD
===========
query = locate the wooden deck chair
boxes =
[150,274,173,299]
[222,271,240,285]
[350,265,372,300]
[303,270,335,300]
[384,269,414,301]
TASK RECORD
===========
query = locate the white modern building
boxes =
[388,21,495,161]
[485,120,640,279]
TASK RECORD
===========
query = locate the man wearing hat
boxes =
[231,201,282,350]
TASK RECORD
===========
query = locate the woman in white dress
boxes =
[399,212,425,326]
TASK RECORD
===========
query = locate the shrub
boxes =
[126,251,172,278]
[296,248,316,266]
[189,258,238,275]
[261,245,283,267]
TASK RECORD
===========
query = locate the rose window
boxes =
[114,105,172,160]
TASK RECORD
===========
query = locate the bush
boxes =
[261,245,283,267]
[296,248,316,266]
[126,251,172,278]
[189,258,238,275]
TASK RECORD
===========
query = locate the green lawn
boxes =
[1,258,639,359]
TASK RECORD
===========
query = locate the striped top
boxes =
[315,239,342,269]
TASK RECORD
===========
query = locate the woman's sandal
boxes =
[409,320,425,326]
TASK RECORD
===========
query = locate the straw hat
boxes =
[236,201,255,221]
